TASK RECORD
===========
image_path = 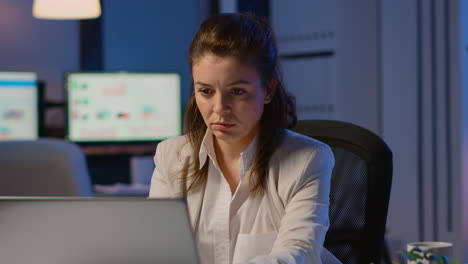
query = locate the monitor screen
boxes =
[0,72,39,141]
[66,72,182,143]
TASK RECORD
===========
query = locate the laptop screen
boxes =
[0,197,199,264]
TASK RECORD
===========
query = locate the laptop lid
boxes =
[0,197,199,264]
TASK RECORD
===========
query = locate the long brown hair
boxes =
[182,12,296,194]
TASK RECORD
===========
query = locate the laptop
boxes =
[0,197,199,264]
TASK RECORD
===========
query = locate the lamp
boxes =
[33,0,101,20]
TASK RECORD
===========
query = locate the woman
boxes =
[149,12,337,264]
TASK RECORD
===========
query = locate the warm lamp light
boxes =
[33,0,101,20]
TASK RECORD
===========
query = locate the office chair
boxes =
[293,120,393,264]
[0,138,93,196]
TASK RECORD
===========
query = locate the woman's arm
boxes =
[244,145,337,264]
[148,140,182,198]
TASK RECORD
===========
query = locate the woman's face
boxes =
[192,54,272,148]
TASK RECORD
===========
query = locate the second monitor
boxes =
[0,71,39,141]
[66,72,181,143]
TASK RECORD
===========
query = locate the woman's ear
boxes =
[264,79,277,104]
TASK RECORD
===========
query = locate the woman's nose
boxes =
[212,94,231,114]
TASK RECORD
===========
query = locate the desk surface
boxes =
[94,183,150,197]
[82,144,156,155]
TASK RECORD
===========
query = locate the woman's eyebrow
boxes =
[194,80,251,87]
[194,81,213,87]
[226,80,251,86]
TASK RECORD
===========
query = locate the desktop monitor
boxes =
[65,72,182,143]
[0,72,39,141]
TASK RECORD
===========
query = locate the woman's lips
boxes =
[211,123,235,130]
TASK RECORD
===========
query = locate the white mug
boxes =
[406,241,453,264]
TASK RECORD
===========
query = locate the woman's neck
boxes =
[213,138,246,163]
[213,135,255,194]
[212,125,259,162]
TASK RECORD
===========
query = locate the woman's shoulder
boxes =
[272,129,335,174]
[158,135,189,148]
[270,130,335,196]
[280,129,333,157]
[155,135,192,159]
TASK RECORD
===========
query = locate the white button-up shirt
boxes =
[149,129,338,264]
[196,132,276,264]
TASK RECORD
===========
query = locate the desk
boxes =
[94,183,150,197]
[82,144,156,185]
[82,144,156,156]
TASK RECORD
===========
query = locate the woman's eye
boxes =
[198,88,213,95]
[232,88,246,95]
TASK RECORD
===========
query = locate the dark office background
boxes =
[0,0,467,260]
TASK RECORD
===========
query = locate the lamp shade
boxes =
[33,0,101,20]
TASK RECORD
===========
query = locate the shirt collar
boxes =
[198,130,216,169]
[198,130,258,178]
[239,134,257,175]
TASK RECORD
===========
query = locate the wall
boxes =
[335,0,380,133]
[382,0,464,260]
[381,0,420,249]
[270,0,380,133]
[461,0,468,259]
[219,0,236,13]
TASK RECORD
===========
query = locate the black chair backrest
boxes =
[293,120,393,264]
